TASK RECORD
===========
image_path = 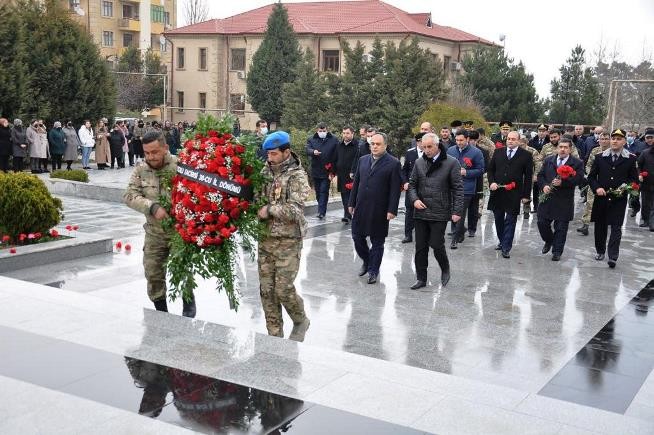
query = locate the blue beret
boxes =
[262,131,290,150]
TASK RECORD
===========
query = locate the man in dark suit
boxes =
[349,133,402,284]
[588,128,639,268]
[487,130,534,258]
[637,128,654,230]
[536,138,584,261]
[529,124,549,152]
[335,126,359,223]
[401,132,424,243]
[350,126,376,176]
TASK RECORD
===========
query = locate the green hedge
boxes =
[50,169,89,183]
[0,173,63,236]
[417,103,487,134]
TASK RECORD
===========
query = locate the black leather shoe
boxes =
[410,280,426,290]
[450,240,458,249]
[577,224,589,236]
[341,217,349,223]
[552,253,561,261]
[182,296,196,318]
[608,259,617,268]
[367,273,378,284]
[153,298,168,312]
[595,253,605,261]
[523,211,530,219]
[542,242,552,254]
[639,222,649,227]
[495,244,502,250]
[501,251,510,259]
[468,231,475,237]
[317,214,325,220]
[401,236,412,243]
[630,209,638,217]
[358,264,368,277]
[441,269,451,286]
[457,233,465,243]
[447,231,453,236]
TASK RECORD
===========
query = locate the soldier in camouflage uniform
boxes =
[519,137,541,219]
[475,128,495,217]
[123,131,196,317]
[577,132,611,235]
[257,131,311,341]
[537,129,580,173]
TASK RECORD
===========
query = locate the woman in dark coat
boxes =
[10,119,28,172]
[348,133,402,283]
[0,118,12,172]
[47,121,66,170]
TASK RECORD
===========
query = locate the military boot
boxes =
[289,317,310,342]
[153,298,168,312]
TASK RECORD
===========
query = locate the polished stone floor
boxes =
[2,191,654,433]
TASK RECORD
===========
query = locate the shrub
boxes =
[417,102,487,134]
[50,169,89,183]
[0,173,63,236]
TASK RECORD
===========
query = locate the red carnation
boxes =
[641,171,649,178]
[49,229,59,238]
[72,225,79,231]
[34,232,42,240]
[19,233,27,241]
[631,182,640,191]
[229,208,241,219]
[9,248,16,254]
[224,146,235,157]
[556,165,576,180]
[124,244,131,251]
[220,228,231,239]
[504,181,517,191]
[231,156,241,166]
[208,130,218,137]
[115,241,122,249]
[218,214,230,225]
[1,235,9,243]
[28,233,35,240]
[325,163,333,171]
[218,167,229,178]
[239,200,249,210]
[463,157,473,168]
[495,142,505,149]
[195,133,203,139]
[235,145,245,154]
[65,225,72,231]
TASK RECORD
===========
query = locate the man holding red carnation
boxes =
[258,131,311,341]
[636,128,654,231]
[536,138,584,261]
[588,128,640,268]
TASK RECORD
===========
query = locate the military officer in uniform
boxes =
[587,128,639,268]
[491,121,513,146]
[529,124,550,152]
[124,131,197,317]
[519,136,541,219]
[257,131,311,341]
[577,132,611,235]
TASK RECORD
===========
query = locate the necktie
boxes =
[507,149,513,159]
[612,154,618,163]
[557,158,562,167]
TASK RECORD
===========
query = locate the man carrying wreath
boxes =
[536,138,584,261]
[588,128,639,268]
[257,131,311,341]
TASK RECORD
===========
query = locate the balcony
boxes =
[118,18,140,32]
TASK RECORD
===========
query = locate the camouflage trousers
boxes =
[581,190,595,225]
[143,231,170,302]
[258,237,306,337]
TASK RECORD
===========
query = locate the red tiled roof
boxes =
[166,0,492,44]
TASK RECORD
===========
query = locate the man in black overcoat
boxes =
[637,128,654,230]
[401,132,424,243]
[487,131,533,258]
[588,128,639,268]
[335,126,359,223]
[536,138,584,261]
[348,133,402,284]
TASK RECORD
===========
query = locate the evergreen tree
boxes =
[0,7,31,120]
[246,3,301,123]
[281,49,328,130]
[1,0,115,123]
[118,46,143,73]
[457,46,542,122]
[549,46,604,125]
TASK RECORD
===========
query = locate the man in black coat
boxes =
[637,129,654,230]
[407,133,463,289]
[306,122,338,219]
[348,133,402,284]
[529,124,550,152]
[350,126,375,176]
[588,128,639,268]
[487,131,534,258]
[536,138,584,261]
[401,132,424,243]
[335,126,359,223]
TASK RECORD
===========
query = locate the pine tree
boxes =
[246,3,301,123]
[0,6,31,120]
[281,49,327,130]
[118,46,143,73]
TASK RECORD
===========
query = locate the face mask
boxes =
[594,133,600,140]
[451,128,457,135]
[627,137,635,145]
[260,127,268,135]
[138,123,144,127]
[318,131,327,139]
[367,137,373,145]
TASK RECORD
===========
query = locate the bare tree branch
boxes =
[182,0,209,25]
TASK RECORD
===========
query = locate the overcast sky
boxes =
[177,0,654,98]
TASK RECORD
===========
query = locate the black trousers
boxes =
[51,154,63,170]
[642,190,653,227]
[340,189,352,219]
[12,156,24,172]
[404,194,415,237]
[594,220,622,260]
[537,217,569,255]
[454,195,476,239]
[414,219,449,282]
[532,183,540,211]
[0,155,9,172]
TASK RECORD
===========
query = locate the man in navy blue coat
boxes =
[306,122,338,219]
[536,138,584,261]
[348,133,402,284]
[401,132,424,243]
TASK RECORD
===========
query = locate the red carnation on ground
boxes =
[27,233,35,240]
[73,225,79,231]
[124,244,131,251]
[1,235,9,243]
[49,229,59,238]
[34,232,42,240]
[19,233,27,242]
[115,241,122,250]
[504,181,517,191]
[65,225,72,231]
[556,164,576,180]
[463,157,473,168]
[9,248,16,254]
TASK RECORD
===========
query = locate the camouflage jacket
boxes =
[258,152,310,239]
[537,143,579,173]
[123,152,177,235]
[477,137,495,159]
[586,146,609,174]
[520,145,540,174]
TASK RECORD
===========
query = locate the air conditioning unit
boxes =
[450,62,462,71]
[236,71,246,79]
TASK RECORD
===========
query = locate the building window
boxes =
[230,94,245,112]
[102,31,114,47]
[177,47,185,69]
[102,1,113,17]
[122,3,138,19]
[123,32,134,48]
[199,93,207,111]
[231,48,246,71]
[322,50,340,72]
[177,91,184,112]
[164,12,170,26]
[151,5,165,23]
[198,48,207,70]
